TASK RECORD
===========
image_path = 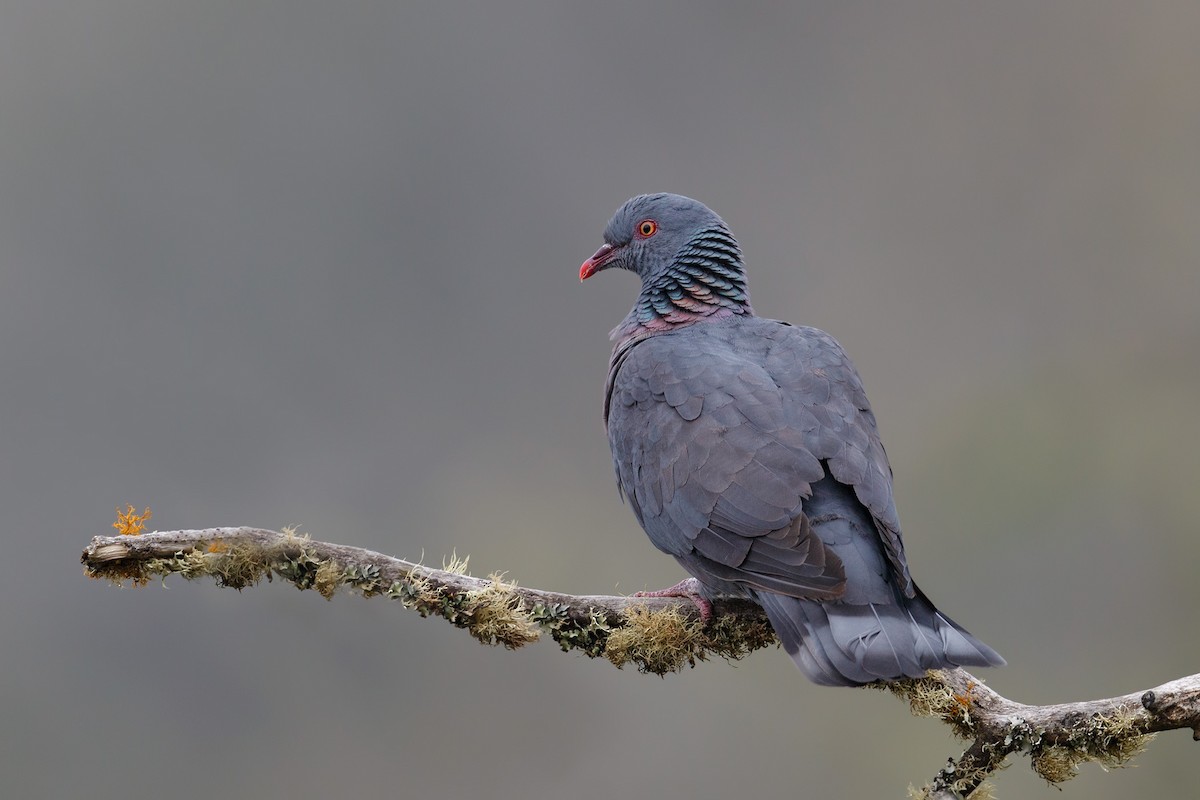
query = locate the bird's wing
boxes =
[605,318,913,600]
[762,322,913,594]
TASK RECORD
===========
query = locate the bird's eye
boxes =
[637,220,658,238]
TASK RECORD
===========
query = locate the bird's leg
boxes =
[634,577,713,624]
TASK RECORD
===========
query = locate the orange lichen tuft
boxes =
[113,505,152,536]
[207,541,230,553]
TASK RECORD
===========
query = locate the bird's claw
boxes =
[634,577,713,625]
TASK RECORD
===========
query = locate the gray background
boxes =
[3,2,1198,797]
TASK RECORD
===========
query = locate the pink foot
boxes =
[635,577,713,624]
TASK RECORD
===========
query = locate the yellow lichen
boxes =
[1032,707,1155,785]
[112,505,152,536]
[461,573,540,649]
[395,568,439,610]
[883,671,974,732]
[207,543,270,589]
[442,551,470,576]
[1031,746,1085,784]
[1089,708,1155,766]
[313,559,343,600]
[279,525,309,542]
[604,604,703,675]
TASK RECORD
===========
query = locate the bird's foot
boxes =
[634,578,713,625]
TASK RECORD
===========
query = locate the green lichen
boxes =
[700,611,777,662]
[919,747,1008,800]
[342,562,385,596]
[273,548,322,589]
[529,602,611,658]
[387,572,440,613]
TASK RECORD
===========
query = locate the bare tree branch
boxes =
[82,527,1198,798]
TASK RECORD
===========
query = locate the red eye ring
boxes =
[637,219,658,238]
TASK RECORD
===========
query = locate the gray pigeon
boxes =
[580,193,1004,686]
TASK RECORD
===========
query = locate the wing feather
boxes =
[604,317,912,598]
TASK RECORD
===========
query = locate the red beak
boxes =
[579,243,616,281]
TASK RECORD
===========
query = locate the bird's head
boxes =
[579,193,742,284]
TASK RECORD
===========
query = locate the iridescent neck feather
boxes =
[611,223,753,342]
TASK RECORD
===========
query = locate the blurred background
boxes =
[2,2,1197,797]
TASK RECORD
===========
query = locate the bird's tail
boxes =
[754,588,1005,687]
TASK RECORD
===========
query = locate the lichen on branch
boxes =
[82,527,774,672]
[81,526,1200,798]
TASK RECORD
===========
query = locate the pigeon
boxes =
[580,193,1004,686]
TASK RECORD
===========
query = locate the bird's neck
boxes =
[611,226,753,343]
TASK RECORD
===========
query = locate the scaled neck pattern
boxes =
[610,223,754,345]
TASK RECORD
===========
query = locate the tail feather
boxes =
[756,588,1004,687]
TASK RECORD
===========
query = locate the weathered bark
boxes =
[884,666,1200,797]
[82,527,1199,798]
